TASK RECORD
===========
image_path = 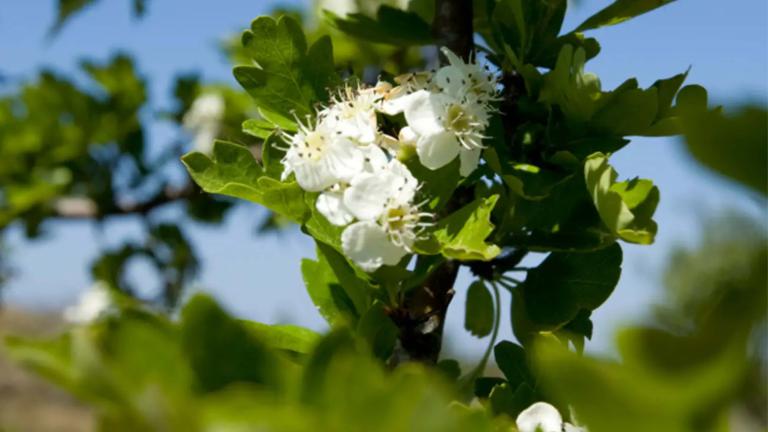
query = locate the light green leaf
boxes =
[182,140,308,223]
[301,254,357,326]
[539,45,601,123]
[433,195,501,261]
[241,321,321,355]
[465,281,494,337]
[574,0,677,32]
[520,243,623,330]
[584,153,659,244]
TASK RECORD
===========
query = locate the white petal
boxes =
[459,147,482,177]
[316,190,354,226]
[434,65,468,98]
[416,130,460,170]
[379,87,417,115]
[294,160,337,192]
[387,159,418,204]
[440,47,465,68]
[516,402,564,432]
[323,138,364,181]
[341,221,408,272]
[403,90,447,137]
[398,126,418,148]
[343,172,392,221]
[361,144,389,173]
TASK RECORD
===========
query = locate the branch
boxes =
[53,183,197,219]
[392,0,475,365]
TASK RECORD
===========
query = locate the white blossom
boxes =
[281,118,364,192]
[402,89,489,174]
[323,84,382,145]
[63,281,113,324]
[183,93,225,154]
[516,402,587,432]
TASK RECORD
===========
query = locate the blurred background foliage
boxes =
[0,0,433,308]
[0,0,765,431]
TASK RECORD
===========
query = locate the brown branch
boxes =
[390,0,475,364]
[53,182,197,219]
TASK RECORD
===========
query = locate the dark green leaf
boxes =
[680,106,767,195]
[465,281,495,337]
[180,294,283,392]
[574,0,677,32]
[494,341,532,387]
[326,6,432,46]
[521,243,623,329]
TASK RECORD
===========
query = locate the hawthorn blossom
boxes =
[341,159,430,272]
[63,281,113,324]
[516,402,586,432]
[403,90,490,175]
[183,92,225,154]
[281,117,364,192]
[323,84,383,145]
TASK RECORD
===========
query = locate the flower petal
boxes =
[459,147,482,177]
[316,190,354,226]
[341,221,408,272]
[344,172,393,221]
[361,144,389,173]
[516,402,564,432]
[294,159,337,191]
[403,90,447,137]
[416,130,460,170]
[323,137,365,181]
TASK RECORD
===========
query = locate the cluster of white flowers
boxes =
[516,402,586,432]
[279,48,498,271]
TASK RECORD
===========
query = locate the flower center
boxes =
[299,130,328,161]
[445,103,473,133]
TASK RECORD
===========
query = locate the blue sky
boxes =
[1,0,766,357]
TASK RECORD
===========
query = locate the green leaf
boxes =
[325,6,432,46]
[488,382,536,417]
[680,106,767,196]
[357,303,399,360]
[584,153,659,244]
[534,329,747,432]
[301,254,357,326]
[592,86,659,136]
[574,0,677,32]
[182,140,308,223]
[465,281,495,337]
[493,341,532,387]
[433,195,501,261]
[521,243,623,330]
[180,294,283,392]
[235,16,337,120]
[503,164,574,201]
[315,242,372,315]
[539,45,601,123]
[241,321,320,355]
